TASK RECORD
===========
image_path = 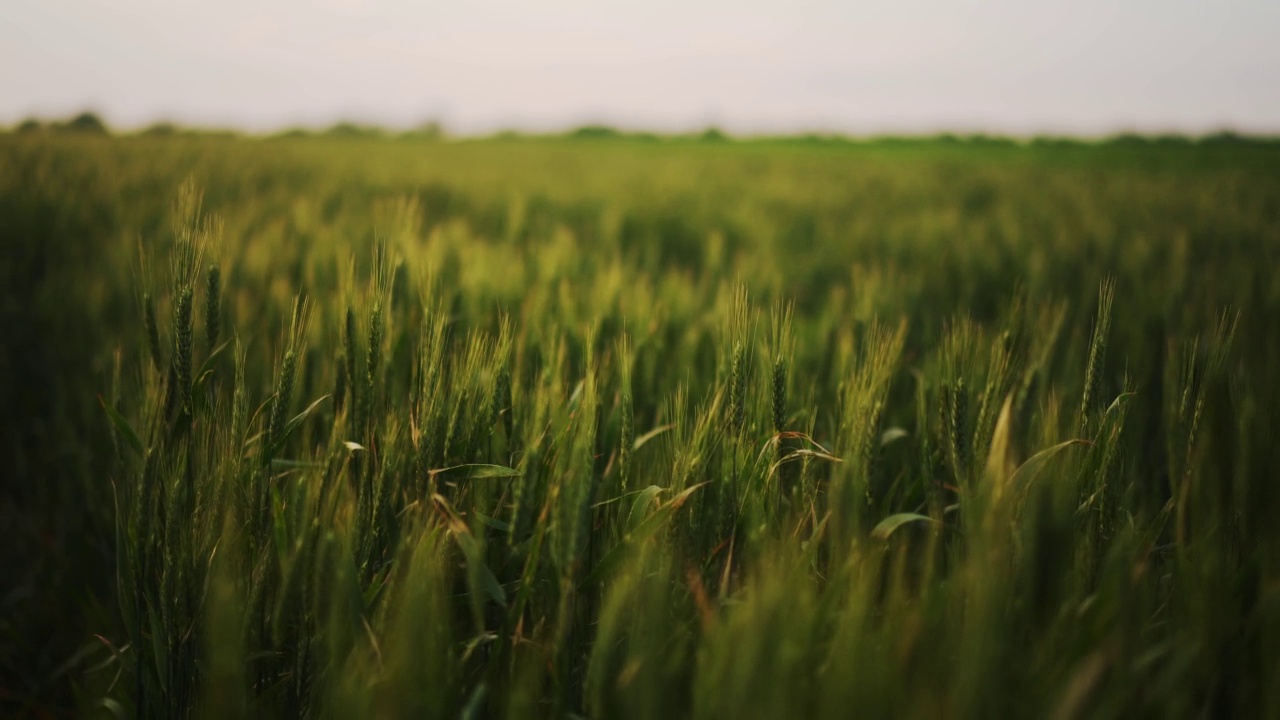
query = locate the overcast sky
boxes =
[3,0,1278,135]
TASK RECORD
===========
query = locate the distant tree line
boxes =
[15,111,110,134]
[4,113,1276,146]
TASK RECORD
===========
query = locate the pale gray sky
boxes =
[3,0,1278,135]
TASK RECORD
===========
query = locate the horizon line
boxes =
[8,110,1280,143]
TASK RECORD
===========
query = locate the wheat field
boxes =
[4,130,1280,718]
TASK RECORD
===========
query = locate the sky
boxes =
[2,0,1278,136]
